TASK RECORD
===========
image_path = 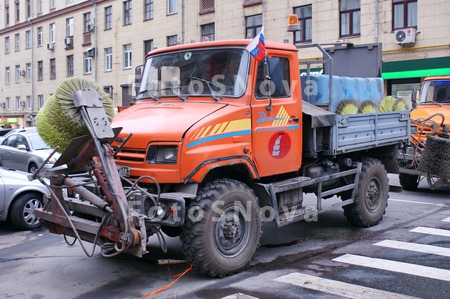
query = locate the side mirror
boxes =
[17,144,27,151]
[411,84,419,109]
[134,64,144,97]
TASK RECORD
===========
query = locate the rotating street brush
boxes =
[36,77,115,152]
[394,98,408,111]
[358,100,378,114]
[417,135,450,178]
[379,96,397,112]
[335,99,359,115]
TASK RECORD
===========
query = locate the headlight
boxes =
[146,146,178,164]
[410,125,417,135]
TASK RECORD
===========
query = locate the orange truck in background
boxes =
[398,76,450,190]
[111,39,410,277]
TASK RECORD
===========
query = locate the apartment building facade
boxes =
[0,0,449,128]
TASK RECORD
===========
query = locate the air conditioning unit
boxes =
[395,28,416,45]
[19,69,26,76]
[64,36,73,46]
[47,43,55,50]
[87,22,95,32]
[0,103,5,108]
[87,47,96,58]
[19,101,25,106]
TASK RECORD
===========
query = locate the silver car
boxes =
[0,167,50,230]
[0,127,60,173]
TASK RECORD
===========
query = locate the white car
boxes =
[0,166,50,230]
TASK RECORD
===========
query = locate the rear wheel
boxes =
[180,179,262,277]
[399,173,419,191]
[10,193,44,230]
[28,163,38,174]
[343,158,389,227]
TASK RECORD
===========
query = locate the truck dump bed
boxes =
[302,101,410,158]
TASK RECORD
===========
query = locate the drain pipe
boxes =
[93,0,98,82]
[374,0,379,43]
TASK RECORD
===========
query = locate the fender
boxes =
[184,155,259,183]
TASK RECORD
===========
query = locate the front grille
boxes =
[114,148,147,162]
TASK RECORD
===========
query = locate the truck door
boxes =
[251,55,302,177]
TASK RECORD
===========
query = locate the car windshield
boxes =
[28,134,51,150]
[420,80,450,104]
[137,48,250,100]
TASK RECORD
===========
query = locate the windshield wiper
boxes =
[137,90,159,101]
[159,87,188,102]
[423,100,442,107]
[191,77,222,101]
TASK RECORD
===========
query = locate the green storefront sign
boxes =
[382,56,450,79]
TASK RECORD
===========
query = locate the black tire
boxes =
[28,163,38,174]
[399,173,419,191]
[343,158,389,228]
[10,193,44,230]
[180,179,262,277]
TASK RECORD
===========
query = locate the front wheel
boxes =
[180,179,262,277]
[343,158,389,227]
[10,193,44,230]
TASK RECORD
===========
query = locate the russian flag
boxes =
[246,27,265,62]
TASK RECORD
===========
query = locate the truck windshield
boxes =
[420,80,450,104]
[137,48,250,100]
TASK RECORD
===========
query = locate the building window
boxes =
[84,12,92,33]
[144,39,153,56]
[167,0,177,15]
[15,65,21,83]
[15,0,20,22]
[340,0,360,37]
[66,18,74,37]
[26,63,31,82]
[294,5,312,43]
[5,5,10,26]
[50,58,56,79]
[5,37,10,54]
[26,0,31,18]
[105,48,113,71]
[67,55,74,77]
[393,0,417,30]
[123,44,132,69]
[6,97,11,111]
[25,30,31,49]
[15,33,20,52]
[200,0,214,14]
[167,35,177,46]
[5,67,10,85]
[37,60,43,81]
[37,0,42,14]
[123,1,132,26]
[37,27,43,46]
[243,0,262,7]
[245,14,262,38]
[84,53,93,74]
[201,23,215,41]
[50,0,56,10]
[16,97,21,110]
[27,96,32,110]
[105,6,112,29]
[49,23,56,44]
[144,0,154,20]
[38,95,44,109]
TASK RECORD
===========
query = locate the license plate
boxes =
[117,165,130,177]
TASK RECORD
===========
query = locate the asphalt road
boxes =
[0,175,449,299]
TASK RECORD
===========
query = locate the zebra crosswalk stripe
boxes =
[275,272,418,299]
[333,254,450,282]
[410,226,450,237]
[374,239,450,257]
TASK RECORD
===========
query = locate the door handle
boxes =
[289,117,299,122]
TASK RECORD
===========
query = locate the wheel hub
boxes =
[366,179,380,211]
[223,219,239,239]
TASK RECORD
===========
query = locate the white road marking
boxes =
[410,226,450,238]
[374,239,450,257]
[442,217,450,223]
[275,272,418,299]
[389,198,446,207]
[333,254,450,282]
